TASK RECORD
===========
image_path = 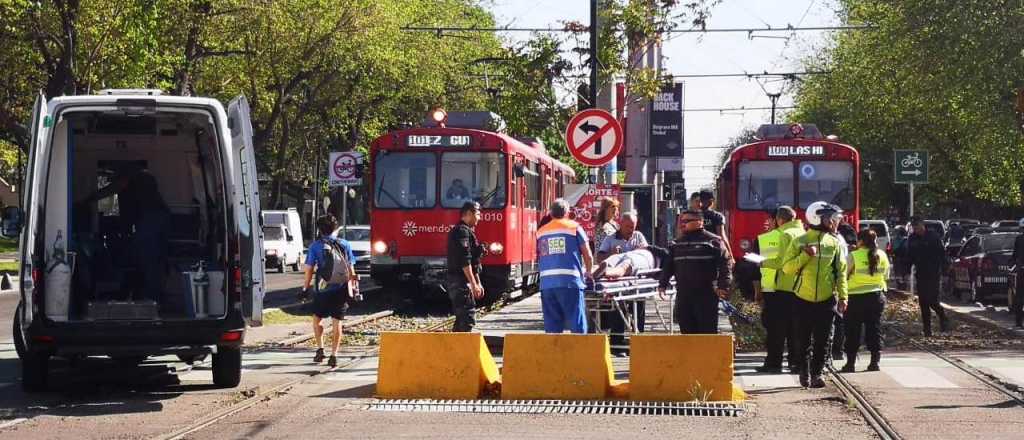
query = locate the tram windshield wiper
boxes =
[376,173,406,208]
[478,185,500,207]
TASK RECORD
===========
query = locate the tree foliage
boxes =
[788,0,1024,217]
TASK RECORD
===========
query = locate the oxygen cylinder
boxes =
[45,230,71,322]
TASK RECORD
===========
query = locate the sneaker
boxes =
[313,348,325,363]
[327,355,337,368]
[755,365,783,373]
[866,362,880,372]
[809,375,826,388]
[840,362,856,373]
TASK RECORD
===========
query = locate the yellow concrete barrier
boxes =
[377,332,500,399]
[501,334,614,400]
[629,334,745,402]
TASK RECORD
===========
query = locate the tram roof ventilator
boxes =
[755,123,824,140]
[422,111,507,133]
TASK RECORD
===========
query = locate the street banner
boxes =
[650,82,684,166]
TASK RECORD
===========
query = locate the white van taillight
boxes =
[31,267,42,305]
[231,266,242,303]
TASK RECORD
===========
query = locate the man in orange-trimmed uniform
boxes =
[536,198,594,333]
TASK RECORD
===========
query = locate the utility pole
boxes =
[768,93,781,124]
[589,0,598,111]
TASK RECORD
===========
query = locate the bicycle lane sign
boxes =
[894,150,928,184]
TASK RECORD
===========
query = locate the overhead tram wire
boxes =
[401,25,874,35]
[684,106,796,112]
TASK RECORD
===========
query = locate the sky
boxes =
[487,0,843,190]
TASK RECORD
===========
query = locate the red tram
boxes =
[716,123,861,258]
[368,110,575,299]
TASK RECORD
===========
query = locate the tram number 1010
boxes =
[407,135,472,147]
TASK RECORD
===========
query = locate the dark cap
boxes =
[699,189,715,200]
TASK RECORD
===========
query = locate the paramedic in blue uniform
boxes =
[658,209,733,334]
[446,201,485,332]
[82,166,171,303]
[301,214,357,368]
[537,198,594,333]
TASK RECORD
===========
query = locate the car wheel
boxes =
[278,259,285,273]
[13,302,26,359]
[291,261,300,272]
[212,346,242,388]
[21,352,49,392]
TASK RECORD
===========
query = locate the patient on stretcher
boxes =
[592,245,670,280]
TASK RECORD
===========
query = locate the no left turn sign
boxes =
[564,109,623,167]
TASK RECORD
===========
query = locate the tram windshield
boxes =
[798,161,855,209]
[374,152,437,208]
[737,161,794,210]
[441,152,506,209]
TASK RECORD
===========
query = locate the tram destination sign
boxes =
[766,145,826,157]
[406,134,472,148]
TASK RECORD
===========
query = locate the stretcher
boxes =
[585,269,676,339]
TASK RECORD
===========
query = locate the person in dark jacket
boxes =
[446,201,485,332]
[1012,233,1024,328]
[907,217,949,336]
[658,209,733,334]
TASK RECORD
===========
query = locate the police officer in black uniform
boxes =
[659,209,734,334]
[446,201,485,332]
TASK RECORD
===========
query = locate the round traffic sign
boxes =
[564,109,623,167]
[332,153,358,180]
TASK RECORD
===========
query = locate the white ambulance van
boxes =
[3,89,265,391]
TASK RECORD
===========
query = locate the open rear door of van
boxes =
[18,93,50,327]
[228,96,264,326]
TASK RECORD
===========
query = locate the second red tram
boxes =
[716,123,861,258]
[368,111,575,299]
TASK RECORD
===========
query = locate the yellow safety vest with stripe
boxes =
[757,229,782,293]
[848,248,889,294]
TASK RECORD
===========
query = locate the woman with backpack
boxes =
[301,214,358,367]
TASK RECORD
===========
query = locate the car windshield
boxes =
[983,234,1018,252]
[862,223,888,237]
[374,152,437,208]
[441,152,506,208]
[263,226,284,241]
[797,161,855,209]
[342,228,370,241]
[737,161,794,210]
[925,222,945,237]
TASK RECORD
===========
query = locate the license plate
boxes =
[984,277,1007,283]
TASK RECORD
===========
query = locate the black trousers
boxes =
[832,313,845,355]
[794,296,837,376]
[762,291,798,368]
[845,292,885,355]
[916,275,946,331]
[1015,272,1024,326]
[676,290,719,334]
[607,301,645,348]
[446,279,476,332]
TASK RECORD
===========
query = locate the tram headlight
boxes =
[739,239,752,251]
[373,241,389,255]
[488,242,504,255]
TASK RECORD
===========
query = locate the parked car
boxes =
[949,232,1019,302]
[858,220,891,252]
[263,224,303,273]
[947,218,980,228]
[263,208,304,247]
[991,220,1019,228]
[333,225,370,274]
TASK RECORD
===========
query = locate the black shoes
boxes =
[832,351,845,361]
[866,352,880,371]
[327,355,337,368]
[840,362,856,373]
[799,373,810,388]
[313,348,325,363]
[809,375,826,388]
[756,365,783,373]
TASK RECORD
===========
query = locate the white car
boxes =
[264,224,303,273]
[333,225,370,273]
[858,220,891,253]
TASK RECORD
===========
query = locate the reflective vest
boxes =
[848,248,889,294]
[536,218,586,290]
[757,229,782,293]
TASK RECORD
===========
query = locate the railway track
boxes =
[151,288,526,440]
[826,318,1024,440]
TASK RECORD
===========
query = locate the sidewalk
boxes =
[892,287,1024,335]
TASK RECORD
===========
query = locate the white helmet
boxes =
[805,201,843,226]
